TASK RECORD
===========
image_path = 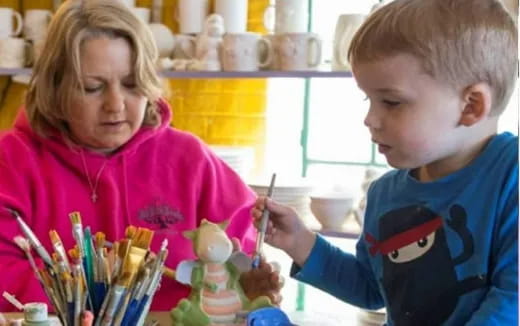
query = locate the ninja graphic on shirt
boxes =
[365,204,487,326]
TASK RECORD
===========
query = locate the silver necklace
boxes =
[80,151,108,203]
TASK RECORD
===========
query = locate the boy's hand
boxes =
[252,196,316,266]
[240,256,283,305]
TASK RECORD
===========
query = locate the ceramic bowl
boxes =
[310,195,354,230]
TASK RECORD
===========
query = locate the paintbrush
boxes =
[69,212,94,311]
[69,212,85,261]
[252,173,277,268]
[2,292,24,310]
[50,230,71,272]
[13,235,59,311]
[13,236,43,282]
[133,240,168,326]
[98,271,132,326]
[7,208,53,267]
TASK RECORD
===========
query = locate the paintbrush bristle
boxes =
[133,228,154,249]
[118,239,130,260]
[69,211,82,225]
[68,247,80,261]
[13,235,31,252]
[95,232,105,249]
[49,229,61,245]
[125,225,137,239]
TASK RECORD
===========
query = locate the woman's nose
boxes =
[104,87,125,112]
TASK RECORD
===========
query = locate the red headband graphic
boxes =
[365,217,443,256]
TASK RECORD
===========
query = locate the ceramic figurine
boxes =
[195,14,225,71]
[171,219,273,326]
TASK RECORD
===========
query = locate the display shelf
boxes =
[0,68,32,76]
[0,67,353,78]
[315,228,361,239]
[159,70,353,79]
[308,216,362,239]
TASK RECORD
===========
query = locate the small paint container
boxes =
[22,303,49,326]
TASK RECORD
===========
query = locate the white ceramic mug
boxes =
[262,34,280,70]
[177,0,209,34]
[215,0,248,33]
[221,32,273,71]
[264,0,308,34]
[131,7,151,23]
[276,32,322,71]
[24,9,52,41]
[0,7,23,39]
[331,14,366,71]
[0,37,29,68]
[172,34,197,59]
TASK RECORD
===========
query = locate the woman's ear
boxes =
[459,82,492,126]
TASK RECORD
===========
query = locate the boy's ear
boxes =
[459,82,492,126]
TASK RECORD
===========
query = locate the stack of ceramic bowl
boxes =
[210,146,254,179]
[248,178,314,223]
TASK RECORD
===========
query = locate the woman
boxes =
[0,0,279,312]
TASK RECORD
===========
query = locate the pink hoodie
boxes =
[0,100,257,311]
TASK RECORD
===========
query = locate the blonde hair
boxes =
[26,0,163,136]
[348,0,518,115]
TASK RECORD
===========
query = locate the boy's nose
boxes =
[364,108,381,130]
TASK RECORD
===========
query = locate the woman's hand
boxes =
[239,256,283,306]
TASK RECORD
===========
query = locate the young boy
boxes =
[252,0,518,325]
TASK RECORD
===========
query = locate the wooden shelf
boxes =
[0,68,353,79]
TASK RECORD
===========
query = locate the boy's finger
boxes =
[251,208,260,218]
[265,198,291,216]
[255,196,266,208]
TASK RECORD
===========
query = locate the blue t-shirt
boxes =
[292,132,518,326]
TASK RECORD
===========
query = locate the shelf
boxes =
[159,70,353,79]
[0,68,32,76]
[309,216,362,240]
[0,68,353,79]
[314,228,361,239]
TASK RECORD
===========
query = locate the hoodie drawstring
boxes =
[121,155,131,225]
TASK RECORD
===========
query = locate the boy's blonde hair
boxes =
[26,0,163,137]
[348,0,517,115]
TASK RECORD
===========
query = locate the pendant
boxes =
[91,193,98,203]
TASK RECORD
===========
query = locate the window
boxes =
[263,0,518,195]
